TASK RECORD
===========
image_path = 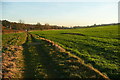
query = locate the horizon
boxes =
[1,1,118,27]
[1,19,119,27]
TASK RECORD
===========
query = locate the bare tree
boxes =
[36,22,41,26]
[17,19,24,30]
[19,20,24,24]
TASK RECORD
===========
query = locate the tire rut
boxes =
[22,33,110,79]
[22,33,68,79]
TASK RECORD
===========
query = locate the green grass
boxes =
[2,32,27,46]
[24,33,108,78]
[30,25,120,79]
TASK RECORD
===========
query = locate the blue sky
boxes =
[1,1,118,26]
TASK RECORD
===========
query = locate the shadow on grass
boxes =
[22,34,69,79]
[22,33,109,79]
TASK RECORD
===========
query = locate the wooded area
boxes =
[1,20,65,30]
[1,20,119,31]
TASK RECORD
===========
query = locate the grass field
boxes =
[30,25,120,79]
[2,25,119,79]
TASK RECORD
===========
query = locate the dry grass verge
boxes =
[2,45,24,78]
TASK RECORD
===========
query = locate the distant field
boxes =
[2,25,119,79]
[30,25,119,79]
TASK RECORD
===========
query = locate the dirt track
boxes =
[2,33,110,79]
[21,33,110,79]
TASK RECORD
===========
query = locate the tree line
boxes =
[1,20,68,30]
[1,20,119,30]
[73,23,119,29]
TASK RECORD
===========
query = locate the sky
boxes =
[1,0,119,26]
